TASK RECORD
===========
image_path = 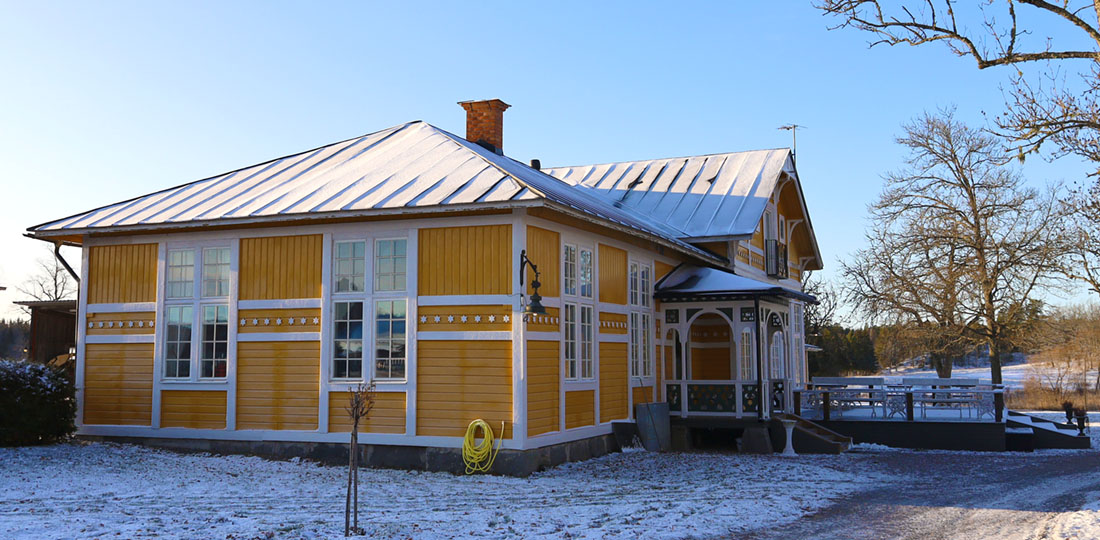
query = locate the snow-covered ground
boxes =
[884,360,1033,389]
[0,442,887,540]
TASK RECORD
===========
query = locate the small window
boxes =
[641,313,651,377]
[202,247,230,297]
[771,331,785,379]
[375,239,407,292]
[579,249,593,298]
[740,329,755,380]
[629,262,639,306]
[334,241,366,293]
[580,305,594,379]
[764,209,776,241]
[333,301,364,379]
[563,244,577,296]
[629,312,640,377]
[200,305,229,378]
[164,305,193,378]
[374,300,407,379]
[779,215,787,243]
[640,265,651,308]
[563,303,578,379]
[166,249,195,299]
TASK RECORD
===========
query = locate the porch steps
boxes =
[1006,411,1090,449]
[774,413,853,454]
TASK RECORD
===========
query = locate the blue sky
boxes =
[0,1,1093,318]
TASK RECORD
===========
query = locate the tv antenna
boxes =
[778,124,806,156]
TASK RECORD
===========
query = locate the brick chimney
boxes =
[458,99,510,154]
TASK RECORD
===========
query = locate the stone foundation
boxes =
[79,434,622,477]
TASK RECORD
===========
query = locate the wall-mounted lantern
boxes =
[519,249,547,319]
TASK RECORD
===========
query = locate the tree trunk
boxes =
[989,340,1003,385]
[932,353,953,378]
[344,434,352,536]
[352,422,359,532]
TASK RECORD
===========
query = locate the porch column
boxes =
[753,297,765,421]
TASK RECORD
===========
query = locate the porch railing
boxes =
[666,380,765,418]
[794,387,1005,422]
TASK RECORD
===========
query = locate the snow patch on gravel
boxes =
[0,442,884,539]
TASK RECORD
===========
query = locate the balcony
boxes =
[765,239,788,278]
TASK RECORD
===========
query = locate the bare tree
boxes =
[817,1,1100,173]
[1062,181,1100,298]
[344,382,375,537]
[845,110,1063,383]
[17,245,78,314]
[802,272,839,338]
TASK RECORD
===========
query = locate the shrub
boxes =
[0,359,76,445]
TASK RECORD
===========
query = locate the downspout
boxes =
[54,242,80,283]
[754,296,764,422]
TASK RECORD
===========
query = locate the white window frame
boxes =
[562,240,596,385]
[160,244,231,383]
[770,330,786,380]
[329,234,410,385]
[629,259,654,381]
[374,238,408,293]
[740,327,756,381]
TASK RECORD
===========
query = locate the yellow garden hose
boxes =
[462,419,504,474]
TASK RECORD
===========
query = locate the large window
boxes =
[629,261,653,378]
[562,243,595,381]
[331,236,408,382]
[770,330,786,379]
[162,246,230,381]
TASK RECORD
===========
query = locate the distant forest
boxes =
[0,320,29,360]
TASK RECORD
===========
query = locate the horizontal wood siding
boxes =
[525,226,560,297]
[236,341,319,430]
[418,225,511,296]
[599,312,627,335]
[239,235,323,300]
[600,342,627,423]
[564,389,595,429]
[160,390,227,429]
[633,386,654,405]
[87,243,158,304]
[527,340,559,437]
[598,244,627,305]
[416,340,512,438]
[691,346,732,380]
[655,260,675,282]
[328,391,406,434]
[83,343,153,425]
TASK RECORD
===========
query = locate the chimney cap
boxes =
[458,98,511,110]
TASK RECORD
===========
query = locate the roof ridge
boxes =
[544,147,791,172]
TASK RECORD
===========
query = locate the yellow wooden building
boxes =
[27,99,821,473]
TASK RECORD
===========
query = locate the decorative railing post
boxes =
[822,391,830,421]
[793,390,802,416]
[905,391,914,421]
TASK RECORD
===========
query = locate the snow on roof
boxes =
[28,121,719,261]
[542,149,795,241]
[655,264,816,303]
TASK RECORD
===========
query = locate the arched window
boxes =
[770,331,785,380]
[740,328,755,381]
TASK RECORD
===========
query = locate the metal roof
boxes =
[542,149,796,241]
[28,121,720,262]
[654,264,817,303]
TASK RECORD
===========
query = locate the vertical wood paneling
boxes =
[525,226,560,297]
[87,244,158,304]
[328,391,406,434]
[160,390,227,429]
[598,244,627,305]
[418,225,511,296]
[83,343,153,425]
[564,389,595,429]
[599,342,627,422]
[239,235,323,300]
[527,340,559,437]
[691,347,732,379]
[416,340,512,438]
[236,341,319,430]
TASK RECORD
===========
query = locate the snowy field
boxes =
[884,360,1034,389]
[0,442,887,540]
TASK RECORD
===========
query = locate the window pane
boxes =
[334,241,365,293]
[202,247,230,298]
[166,249,195,299]
[375,239,407,292]
[580,250,593,298]
[200,304,229,378]
[375,299,406,380]
[332,301,363,379]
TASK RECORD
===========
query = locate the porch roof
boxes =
[654,264,816,303]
